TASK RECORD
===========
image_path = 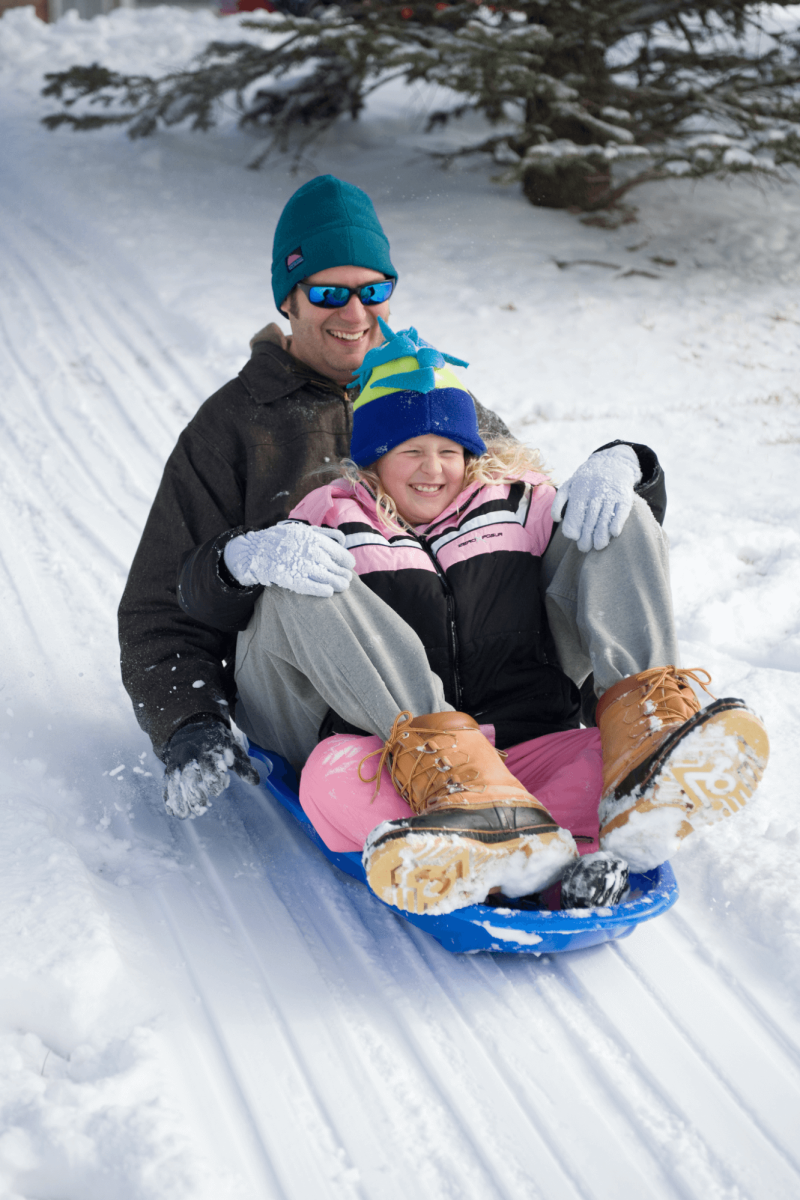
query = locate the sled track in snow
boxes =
[127,785,800,1200]
[0,179,205,672]
[0,210,191,521]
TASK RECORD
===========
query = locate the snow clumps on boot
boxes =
[362,711,578,916]
[597,667,769,872]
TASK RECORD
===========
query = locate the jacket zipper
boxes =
[355,481,465,708]
[418,535,463,710]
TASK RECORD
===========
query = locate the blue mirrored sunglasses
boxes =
[296,278,395,308]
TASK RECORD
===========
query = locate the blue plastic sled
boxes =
[249,743,679,955]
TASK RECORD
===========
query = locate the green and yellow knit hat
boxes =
[350,318,486,467]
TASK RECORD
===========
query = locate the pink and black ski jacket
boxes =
[176,441,665,748]
[289,472,581,749]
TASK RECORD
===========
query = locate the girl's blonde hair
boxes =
[340,437,550,533]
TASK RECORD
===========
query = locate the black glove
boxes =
[560,851,629,909]
[163,718,259,820]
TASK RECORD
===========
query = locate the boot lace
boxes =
[358,711,481,809]
[633,666,715,735]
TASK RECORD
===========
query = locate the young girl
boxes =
[282,325,623,915]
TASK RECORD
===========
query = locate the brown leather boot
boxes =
[362,711,578,915]
[597,667,769,871]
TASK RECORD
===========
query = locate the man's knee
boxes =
[626,493,665,536]
[546,495,665,573]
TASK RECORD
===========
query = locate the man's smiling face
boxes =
[285,265,392,387]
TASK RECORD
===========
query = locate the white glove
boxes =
[223,521,355,598]
[551,444,642,552]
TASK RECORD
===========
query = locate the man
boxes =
[118,174,667,815]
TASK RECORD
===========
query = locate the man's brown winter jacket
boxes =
[118,339,510,759]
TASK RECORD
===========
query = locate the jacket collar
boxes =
[239,339,353,406]
[419,473,540,535]
[350,478,485,538]
[415,484,484,537]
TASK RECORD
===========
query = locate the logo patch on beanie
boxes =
[286,247,304,271]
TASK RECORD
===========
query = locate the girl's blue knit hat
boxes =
[350,318,486,467]
[272,176,397,310]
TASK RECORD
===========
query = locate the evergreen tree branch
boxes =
[40,2,800,210]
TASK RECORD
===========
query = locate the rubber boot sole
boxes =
[363,825,578,916]
[599,701,769,872]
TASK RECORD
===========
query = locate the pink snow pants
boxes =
[299,726,603,855]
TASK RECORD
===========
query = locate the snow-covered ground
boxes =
[1,6,799,1197]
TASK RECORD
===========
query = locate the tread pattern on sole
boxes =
[365,829,576,916]
[610,698,757,802]
[600,706,769,847]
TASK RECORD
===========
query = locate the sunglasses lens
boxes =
[359,280,395,305]
[305,280,395,307]
[307,285,351,308]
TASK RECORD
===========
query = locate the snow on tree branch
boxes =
[41,1,800,211]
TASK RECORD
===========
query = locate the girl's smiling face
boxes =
[374,435,467,526]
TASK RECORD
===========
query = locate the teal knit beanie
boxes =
[272,175,398,311]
